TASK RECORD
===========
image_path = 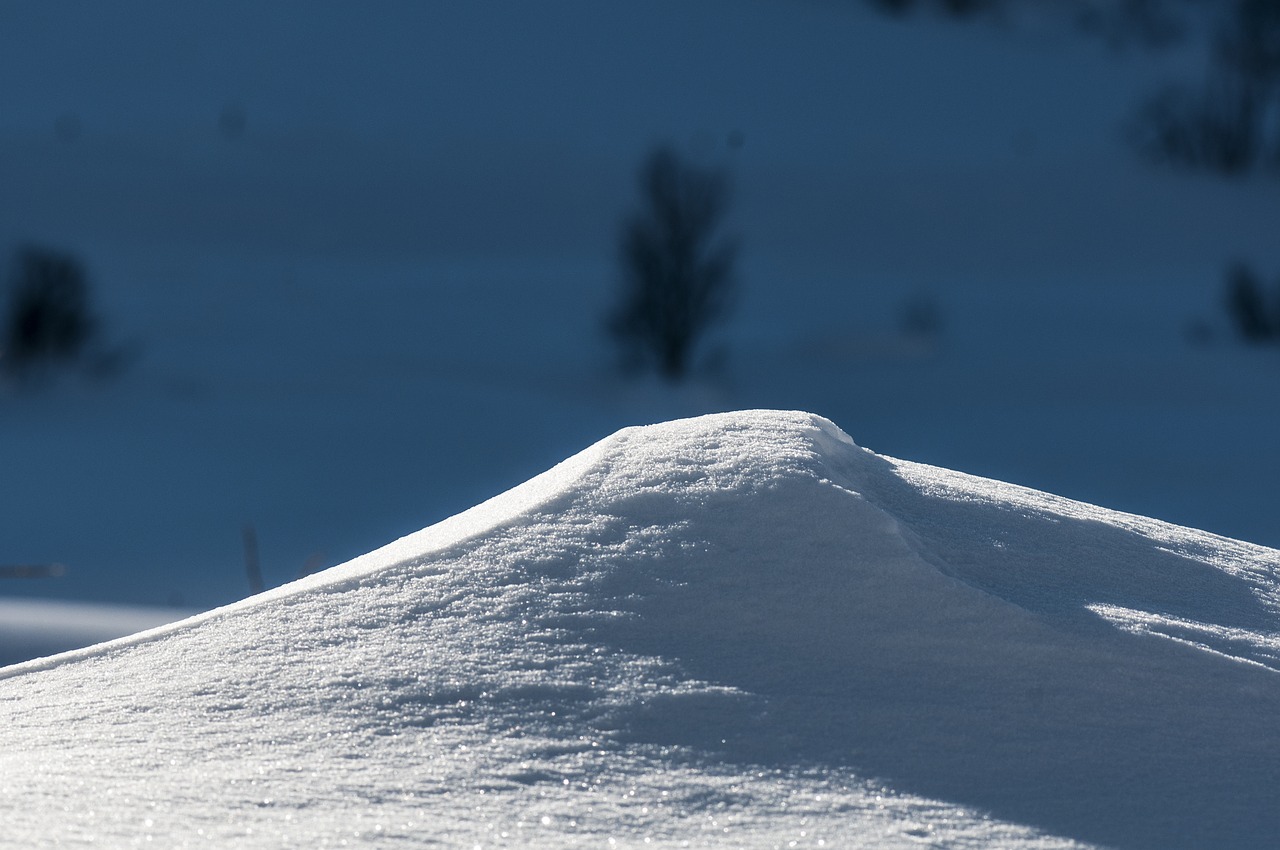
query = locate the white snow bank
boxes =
[0,597,192,668]
[1,410,1277,849]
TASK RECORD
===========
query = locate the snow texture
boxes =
[1,410,1278,848]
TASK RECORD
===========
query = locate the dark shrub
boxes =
[3,245,98,380]
[1225,261,1280,343]
[1227,263,1271,341]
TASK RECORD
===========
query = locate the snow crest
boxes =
[2,410,1279,849]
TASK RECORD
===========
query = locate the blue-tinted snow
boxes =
[0,597,190,667]
[2,2,1279,612]
[0,0,1274,676]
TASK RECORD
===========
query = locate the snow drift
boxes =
[2,410,1278,848]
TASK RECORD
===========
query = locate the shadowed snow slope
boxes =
[2,410,1279,848]
[0,598,192,668]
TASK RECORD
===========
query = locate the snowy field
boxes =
[2,248,1278,617]
[2,5,1280,842]
[3,411,1278,848]
[3,2,1280,618]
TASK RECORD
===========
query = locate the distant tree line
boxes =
[866,0,1280,348]
[866,0,1280,178]
[866,0,1191,45]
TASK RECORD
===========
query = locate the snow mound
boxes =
[2,410,1278,849]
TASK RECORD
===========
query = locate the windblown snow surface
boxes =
[3,410,1279,849]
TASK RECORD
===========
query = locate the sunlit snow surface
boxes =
[2,410,1278,848]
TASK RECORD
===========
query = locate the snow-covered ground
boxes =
[4,2,1280,619]
[3,7,1279,843]
[0,596,191,668]
[3,411,1277,848]
[3,250,1278,617]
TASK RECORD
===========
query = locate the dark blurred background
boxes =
[3,0,1280,612]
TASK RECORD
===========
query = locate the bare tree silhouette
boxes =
[609,146,738,382]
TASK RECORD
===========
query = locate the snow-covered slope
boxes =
[2,410,1277,848]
